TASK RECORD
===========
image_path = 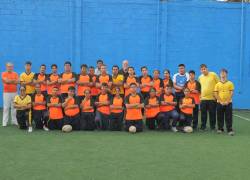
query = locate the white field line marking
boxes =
[233,114,250,122]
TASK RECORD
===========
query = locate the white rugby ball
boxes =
[129,125,136,133]
[62,125,72,133]
[183,126,193,133]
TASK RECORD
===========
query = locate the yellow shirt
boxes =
[14,95,31,106]
[112,74,124,95]
[20,72,35,94]
[214,81,234,103]
[199,72,219,100]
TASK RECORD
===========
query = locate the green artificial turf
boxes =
[0,110,249,180]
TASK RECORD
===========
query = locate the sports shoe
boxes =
[217,130,223,134]
[28,126,33,133]
[228,131,235,136]
[43,125,49,131]
[171,127,178,132]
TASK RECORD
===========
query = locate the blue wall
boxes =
[0,0,249,109]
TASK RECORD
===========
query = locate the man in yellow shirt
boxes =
[111,65,124,97]
[198,64,219,131]
[20,61,35,96]
[214,69,234,136]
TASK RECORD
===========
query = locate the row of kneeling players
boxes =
[14,82,200,134]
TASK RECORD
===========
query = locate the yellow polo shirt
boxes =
[214,81,234,103]
[198,72,219,100]
[14,95,32,106]
[112,74,124,95]
[20,72,35,94]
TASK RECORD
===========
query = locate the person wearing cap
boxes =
[20,61,35,96]
[1,62,19,126]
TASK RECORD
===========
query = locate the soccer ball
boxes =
[62,125,72,133]
[183,126,193,133]
[129,126,136,133]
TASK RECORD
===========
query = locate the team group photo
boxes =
[0,0,249,180]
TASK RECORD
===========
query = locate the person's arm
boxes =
[185,98,195,108]
[167,95,177,106]
[62,97,72,108]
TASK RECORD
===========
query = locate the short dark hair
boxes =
[101,82,108,87]
[153,69,160,74]
[128,66,134,70]
[64,61,72,66]
[25,61,32,65]
[68,86,75,91]
[141,66,147,71]
[189,70,195,75]
[40,64,46,68]
[200,64,207,68]
[220,68,228,74]
[89,66,94,69]
[51,64,57,68]
[164,69,170,75]
[97,59,103,64]
[178,64,185,67]
[81,64,88,69]
[112,65,119,70]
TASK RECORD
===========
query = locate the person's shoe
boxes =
[228,131,235,136]
[199,127,206,132]
[28,126,33,133]
[217,130,223,134]
[12,122,18,126]
[171,127,178,132]
[43,125,49,131]
[2,124,7,127]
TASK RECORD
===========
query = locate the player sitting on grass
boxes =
[145,87,161,130]
[179,88,195,132]
[14,86,32,132]
[95,83,112,130]
[125,83,144,133]
[47,87,64,130]
[62,86,80,131]
[79,89,95,131]
[110,87,124,131]
[159,85,179,132]
[214,69,235,136]
[32,84,49,131]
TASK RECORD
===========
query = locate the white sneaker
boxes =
[217,130,223,134]
[43,125,49,131]
[28,126,33,133]
[172,127,178,132]
[228,131,235,136]
[2,124,7,127]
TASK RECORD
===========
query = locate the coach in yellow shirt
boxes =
[111,65,124,96]
[20,61,35,95]
[214,69,234,135]
[198,64,219,131]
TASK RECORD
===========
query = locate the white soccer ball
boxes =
[183,126,193,133]
[62,125,72,133]
[129,126,136,133]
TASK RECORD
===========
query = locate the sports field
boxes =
[0,110,250,180]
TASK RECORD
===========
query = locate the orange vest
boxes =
[48,96,63,120]
[33,94,46,111]
[124,76,138,97]
[186,81,200,104]
[81,98,94,113]
[111,97,123,114]
[180,97,194,115]
[60,73,76,93]
[47,74,60,95]
[77,74,91,96]
[160,94,176,112]
[140,76,152,93]
[97,94,111,115]
[35,74,47,92]
[125,94,143,121]
[145,97,160,118]
[1,72,18,93]
[64,97,80,117]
